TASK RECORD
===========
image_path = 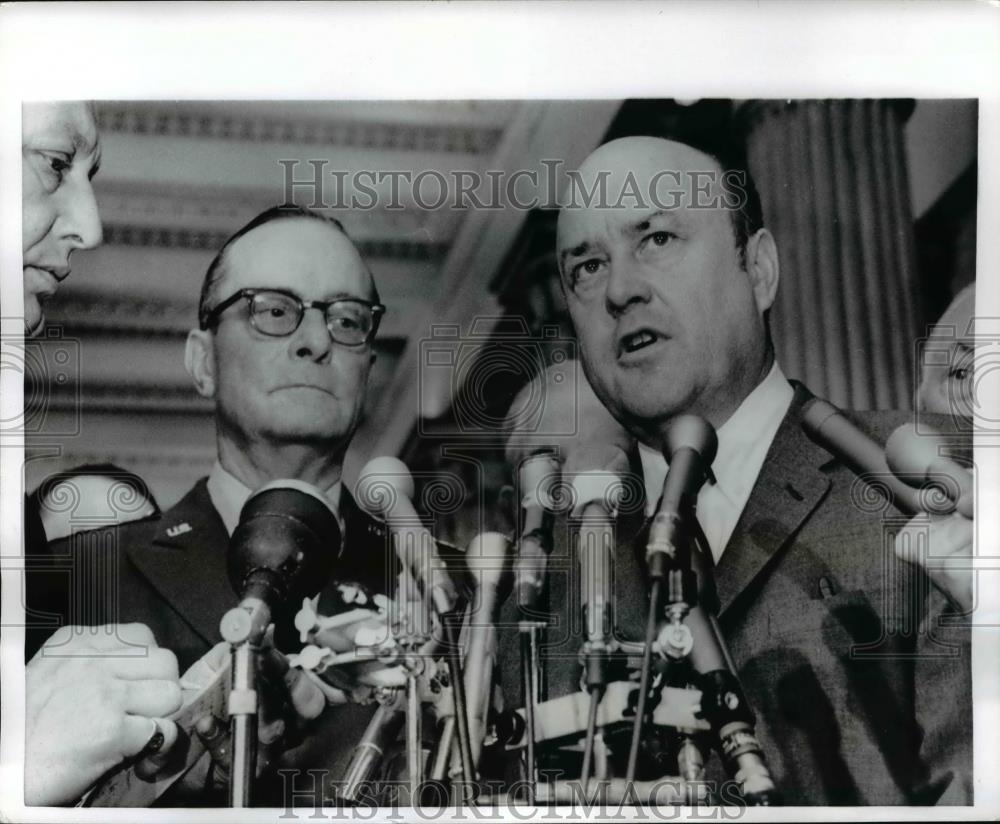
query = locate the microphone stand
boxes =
[390,517,475,799]
[394,559,429,801]
[574,487,619,789]
[219,599,271,807]
[625,415,775,804]
[513,452,558,799]
[626,415,715,789]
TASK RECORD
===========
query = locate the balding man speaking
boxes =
[496,136,971,805]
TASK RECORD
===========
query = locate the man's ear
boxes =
[745,228,780,314]
[185,329,217,399]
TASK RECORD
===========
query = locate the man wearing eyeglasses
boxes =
[28,204,401,806]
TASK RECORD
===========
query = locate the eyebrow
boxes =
[264,287,374,303]
[558,240,595,270]
[557,209,679,269]
[628,209,676,234]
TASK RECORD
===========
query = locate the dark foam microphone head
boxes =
[227,479,340,606]
[665,415,718,465]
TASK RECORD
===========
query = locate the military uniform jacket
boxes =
[27,478,400,807]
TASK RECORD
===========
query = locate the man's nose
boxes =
[291,307,333,362]
[604,258,652,316]
[61,180,103,252]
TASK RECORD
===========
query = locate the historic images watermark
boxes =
[279,160,750,213]
[278,772,750,819]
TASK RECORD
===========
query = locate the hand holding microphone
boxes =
[886,423,974,612]
[802,398,975,612]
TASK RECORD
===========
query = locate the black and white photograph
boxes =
[1,2,997,821]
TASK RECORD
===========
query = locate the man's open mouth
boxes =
[620,330,660,354]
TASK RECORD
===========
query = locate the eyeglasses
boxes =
[201,288,385,346]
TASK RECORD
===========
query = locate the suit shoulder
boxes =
[45,513,164,557]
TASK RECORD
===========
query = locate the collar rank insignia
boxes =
[165,522,193,538]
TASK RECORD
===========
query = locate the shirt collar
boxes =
[639,361,794,515]
[206,460,342,537]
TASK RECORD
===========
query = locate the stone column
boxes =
[741,99,919,410]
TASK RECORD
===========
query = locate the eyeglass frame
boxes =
[200,287,386,346]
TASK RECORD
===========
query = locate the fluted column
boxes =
[741,100,918,410]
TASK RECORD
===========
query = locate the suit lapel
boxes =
[125,479,234,647]
[713,385,834,618]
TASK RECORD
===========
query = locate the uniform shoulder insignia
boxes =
[165,522,193,538]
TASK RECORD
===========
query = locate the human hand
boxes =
[25,623,182,806]
[894,509,974,613]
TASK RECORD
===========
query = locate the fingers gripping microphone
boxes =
[886,422,974,519]
[224,479,341,643]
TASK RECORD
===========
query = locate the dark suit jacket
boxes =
[27,478,402,807]
[495,385,972,805]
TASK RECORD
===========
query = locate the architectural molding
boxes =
[101,223,449,262]
[43,382,213,415]
[96,102,504,155]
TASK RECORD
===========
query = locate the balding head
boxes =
[556,136,780,442]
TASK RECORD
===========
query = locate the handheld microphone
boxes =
[646,415,718,580]
[355,457,458,616]
[885,422,973,518]
[802,398,956,517]
[224,479,341,642]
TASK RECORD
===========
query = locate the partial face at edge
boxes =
[22,102,103,336]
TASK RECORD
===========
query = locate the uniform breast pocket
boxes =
[767,589,883,647]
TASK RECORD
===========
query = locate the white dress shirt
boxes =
[206,461,344,538]
[639,363,794,563]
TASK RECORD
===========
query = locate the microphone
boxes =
[646,415,718,580]
[885,423,973,518]
[355,457,458,616]
[502,359,633,471]
[224,479,341,642]
[340,693,407,803]
[684,553,776,802]
[510,451,560,610]
[802,398,955,517]
[221,479,341,807]
[458,532,512,770]
[571,448,629,656]
[504,360,634,611]
[567,449,629,788]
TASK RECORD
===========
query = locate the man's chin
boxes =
[24,303,44,338]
